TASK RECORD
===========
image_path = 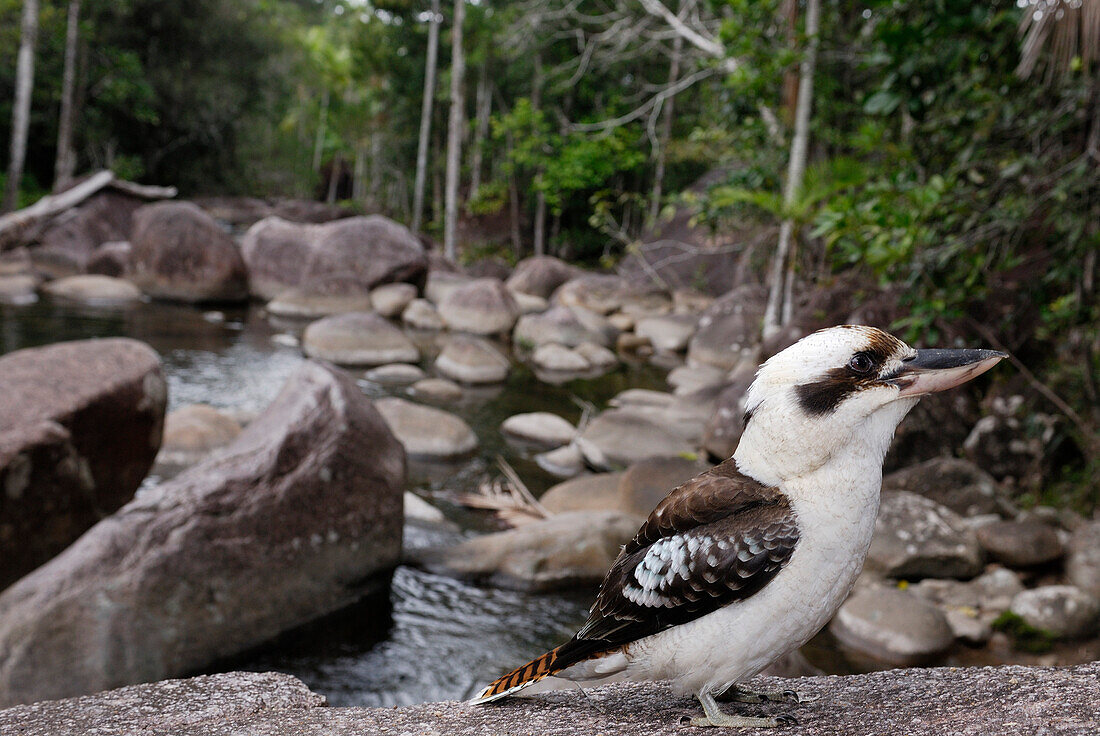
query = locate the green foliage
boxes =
[991,611,1057,653]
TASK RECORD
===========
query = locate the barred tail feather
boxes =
[470,646,563,704]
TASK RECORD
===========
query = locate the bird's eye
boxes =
[848,353,874,374]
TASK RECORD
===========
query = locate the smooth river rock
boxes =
[5,663,1100,736]
[500,412,576,449]
[435,336,510,384]
[505,255,580,298]
[830,584,954,665]
[0,361,405,707]
[0,338,166,591]
[157,404,242,466]
[438,277,520,335]
[539,472,624,513]
[881,457,1006,517]
[374,397,478,458]
[576,408,697,470]
[301,312,419,366]
[129,201,249,303]
[866,491,984,579]
[40,275,142,304]
[975,519,1064,568]
[1010,585,1100,639]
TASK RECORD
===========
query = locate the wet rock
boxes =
[506,256,581,298]
[363,363,426,385]
[6,662,1100,736]
[500,413,576,449]
[435,336,510,384]
[513,305,614,350]
[1010,585,1100,639]
[402,298,445,330]
[539,472,624,514]
[129,201,249,303]
[975,520,1063,568]
[576,408,696,470]
[830,585,954,665]
[412,511,641,591]
[1066,521,1100,597]
[240,215,427,301]
[157,404,242,466]
[0,362,404,706]
[424,270,474,305]
[439,278,520,335]
[866,491,984,579]
[635,314,697,352]
[532,343,590,372]
[0,274,38,305]
[410,377,463,402]
[575,341,618,368]
[686,285,766,369]
[534,443,586,478]
[701,362,757,459]
[882,457,1006,518]
[85,241,131,277]
[0,338,166,591]
[41,275,142,304]
[369,282,417,318]
[266,288,374,318]
[617,456,705,517]
[375,397,477,458]
[302,312,419,366]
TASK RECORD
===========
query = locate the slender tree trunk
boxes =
[3,0,39,213]
[353,144,365,205]
[412,0,441,232]
[531,51,546,256]
[53,0,80,192]
[649,28,683,223]
[468,61,490,205]
[370,133,383,207]
[443,0,466,260]
[312,88,329,174]
[326,154,341,204]
[763,0,819,340]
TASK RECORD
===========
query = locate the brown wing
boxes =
[553,459,799,663]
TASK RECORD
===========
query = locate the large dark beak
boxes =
[892,348,1007,397]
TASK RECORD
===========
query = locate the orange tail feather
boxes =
[471,645,563,703]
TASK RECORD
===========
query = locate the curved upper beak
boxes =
[891,348,1007,397]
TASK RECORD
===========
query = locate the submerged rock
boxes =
[129,201,249,303]
[0,338,166,591]
[412,510,641,591]
[0,361,405,707]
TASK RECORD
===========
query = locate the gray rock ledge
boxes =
[3,663,1099,736]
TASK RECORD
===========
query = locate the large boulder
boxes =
[29,191,146,278]
[412,511,642,591]
[974,520,1063,568]
[552,274,637,315]
[635,314,697,353]
[1009,586,1100,639]
[302,312,420,366]
[701,362,757,459]
[866,491,984,579]
[438,278,520,335]
[513,305,615,350]
[435,336,510,384]
[0,339,166,591]
[85,241,131,278]
[240,215,427,301]
[830,585,954,665]
[505,256,581,298]
[881,457,1006,518]
[374,397,478,459]
[129,201,249,303]
[0,361,405,707]
[686,285,766,369]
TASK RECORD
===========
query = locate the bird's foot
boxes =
[720,685,813,705]
[681,692,798,729]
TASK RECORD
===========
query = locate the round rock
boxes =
[409,377,463,402]
[364,363,426,385]
[402,298,445,330]
[435,336,510,384]
[500,412,576,449]
[531,343,590,372]
[1010,585,1100,639]
[42,275,142,304]
[374,397,478,458]
[158,404,242,466]
[576,408,696,470]
[302,312,420,366]
[540,472,624,514]
[830,585,955,665]
[438,278,520,335]
[635,314,698,352]
[266,288,374,318]
[370,282,417,318]
[866,491,984,579]
[505,256,580,298]
[617,456,705,517]
[975,520,1063,568]
[687,285,766,369]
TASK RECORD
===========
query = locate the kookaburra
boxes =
[472,325,1005,728]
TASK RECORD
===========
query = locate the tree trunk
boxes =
[531,51,546,256]
[468,61,490,206]
[53,0,80,192]
[442,0,466,261]
[326,154,341,204]
[649,26,683,224]
[370,133,383,207]
[312,88,329,174]
[763,0,820,340]
[3,0,40,213]
[412,0,441,233]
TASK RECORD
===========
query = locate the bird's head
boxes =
[735,325,1005,484]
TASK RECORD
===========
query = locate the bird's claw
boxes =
[776,714,799,726]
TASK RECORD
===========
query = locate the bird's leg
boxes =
[574,682,605,714]
[719,684,807,704]
[682,691,797,729]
